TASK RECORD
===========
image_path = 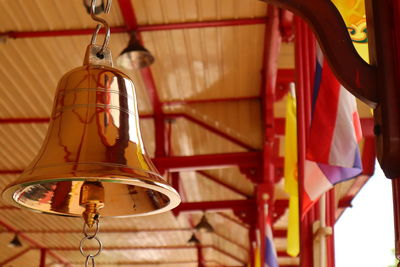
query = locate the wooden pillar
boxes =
[365,0,400,263]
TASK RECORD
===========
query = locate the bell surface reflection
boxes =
[3,52,180,217]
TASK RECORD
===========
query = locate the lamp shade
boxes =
[9,234,22,248]
[116,33,155,70]
[194,215,214,232]
[187,233,200,244]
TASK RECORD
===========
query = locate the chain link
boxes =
[80,217,102,267]
[85,255,95,267]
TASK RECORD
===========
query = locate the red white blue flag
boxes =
[302,46,363,214]
[265,211,278,267]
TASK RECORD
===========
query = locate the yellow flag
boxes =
[255,245,261,267]
[332,0,369,62]
[284,92,299,257]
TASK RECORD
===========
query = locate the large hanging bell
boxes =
[2,45,180,218]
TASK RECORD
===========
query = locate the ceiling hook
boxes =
[90,0,112,57]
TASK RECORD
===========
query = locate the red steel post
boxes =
[40,248,46,267]
[259,4,282,265]
[116,0,166,159]
[295,16,314,267]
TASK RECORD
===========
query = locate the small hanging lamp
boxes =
[187,233,200,244]
[9,234,22,248]
[116,32,155,70]
[195,214,214,233]
[2,0,180,264]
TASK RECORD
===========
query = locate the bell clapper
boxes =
[79,181,105,228]
[79,181,105,266]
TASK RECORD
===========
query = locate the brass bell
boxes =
[2,44,181,221]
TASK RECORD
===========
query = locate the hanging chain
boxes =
[80,216,103,267]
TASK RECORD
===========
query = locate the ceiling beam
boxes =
[1,18,267,39]
[0,247,32,266]
[174,199,288,213]
[0,116,374,137]
[0,152,272,174]
[0,220,70,266]
[46,245,246,265]
[196,170,251,198]
[153,152,262,172]
[63,260,244,267]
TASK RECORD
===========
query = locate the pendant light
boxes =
[194,214,214,233]
[8,234,22,248]
[2,0,180,264]
[187,233,200,244]
[116,32,155,70]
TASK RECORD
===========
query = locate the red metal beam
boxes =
[196,171,251,198]
[0,113,254,151]
[154,152,262,172]
[138,18,267,32]
[46,245,246,265]
[4,27,127,39]
[215,212,250,229]
[64,260,243,267]
[0,152,262,174]
[273,228,288,238]
[175,200,256,213]
[2,18,268,39]
[0,247,32,266]
[209,245,247,265]
[175,113,256,151]
[162,96,260,106]
[0,220,70,265]
[117,0,138,30]
[0,200,289,213]
[9,228,192,234]
[141,67,166,158]
[0,115,374,137]
[174,199,288,213]
[214,232,248,251]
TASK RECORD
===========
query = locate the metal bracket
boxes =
[260,0,378,108]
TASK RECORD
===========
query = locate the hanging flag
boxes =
[265,212,279,267]
[302,46,363,214]
[283,87,299,257]
[254,244,261,267]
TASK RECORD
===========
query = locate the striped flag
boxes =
[265,211,279,267]
[302,46,363,214]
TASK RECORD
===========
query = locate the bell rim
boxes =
[2,176,181,218]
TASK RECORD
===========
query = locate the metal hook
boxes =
[90,0,112,57]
